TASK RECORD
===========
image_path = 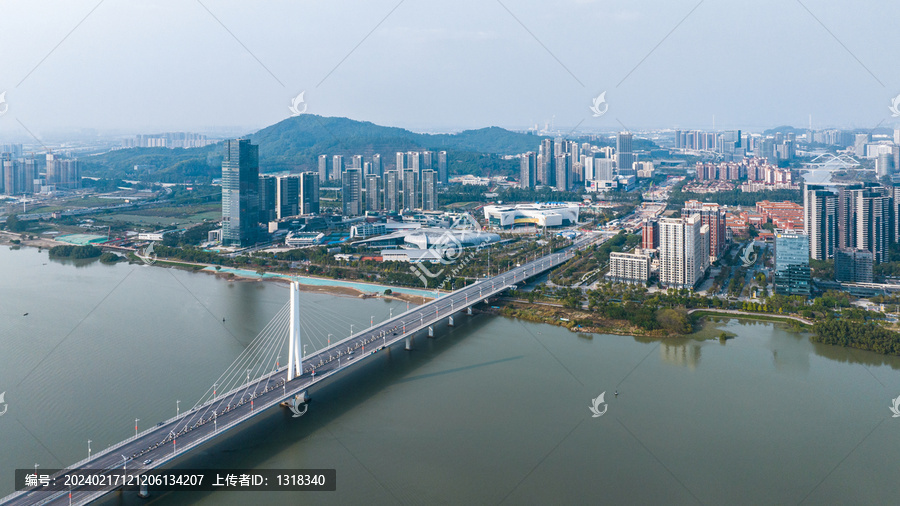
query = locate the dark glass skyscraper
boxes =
[774,232,811,296]
[276,175,300,219]
[616,132,634,172]
[222,139,260,247]
[258,175,277,223]
[299,171,320,214]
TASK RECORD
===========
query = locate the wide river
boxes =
[1,246,899,505]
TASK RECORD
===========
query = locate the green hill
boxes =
[81,115,654,183]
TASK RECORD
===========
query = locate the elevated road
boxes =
[2,236,596,506]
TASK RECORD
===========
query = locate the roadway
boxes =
[2,235,597,506]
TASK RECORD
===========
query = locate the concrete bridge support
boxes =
[448,316,455,327]
[405,335,413,350]
[428,326,434,337]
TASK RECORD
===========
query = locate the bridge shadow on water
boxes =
[98,309,502,506]
[394,354,523,384]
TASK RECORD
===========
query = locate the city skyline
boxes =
[0,0,899,140]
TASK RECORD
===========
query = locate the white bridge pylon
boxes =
[287,281,302,381]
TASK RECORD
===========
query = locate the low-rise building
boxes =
[483,203,580,228]
[285,231,325,247]
[607,251,651,285]
[834,247,874,283]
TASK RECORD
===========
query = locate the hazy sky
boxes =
[1,0,899,139]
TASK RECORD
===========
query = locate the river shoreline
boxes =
[206,267,435,304]
[490,299,815,340]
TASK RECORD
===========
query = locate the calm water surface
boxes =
[0,246,898,505]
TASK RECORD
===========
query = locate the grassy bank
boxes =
[690,310,812,329]
[490,300,672,338]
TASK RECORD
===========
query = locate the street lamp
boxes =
[350,324,354,337]
[303,344,308,357]
[370,315,374,327]
[214,383,217,397]
[87,440,92,461]
[176,400,180,417]
[328,334,332,345]
[121,455,127,472]
[34,463,39,477]
[170,431,176,455]
[134,419,139,438]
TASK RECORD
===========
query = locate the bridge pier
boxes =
[448,316,455,327]
[138,483,149,498]
[467,306,473,316]
[428,326,434,337]
[405,335,413,350]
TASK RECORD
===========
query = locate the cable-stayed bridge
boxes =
[2,236,595,506]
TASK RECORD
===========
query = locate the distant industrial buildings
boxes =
[0,150,80,195]
[121,132,214,149]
